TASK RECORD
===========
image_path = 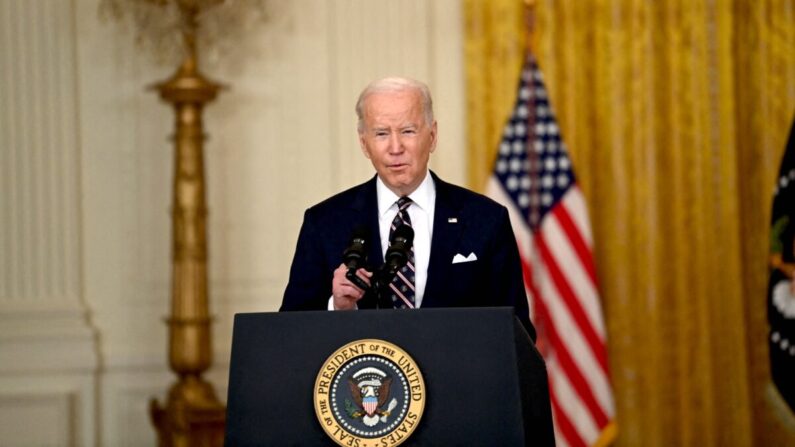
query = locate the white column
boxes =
[0,0,98,445]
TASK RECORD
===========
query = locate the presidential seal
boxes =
[314,339,425,447]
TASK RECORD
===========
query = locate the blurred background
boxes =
[1,0,794,445]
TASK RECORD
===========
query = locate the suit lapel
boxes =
[424,173,465,305]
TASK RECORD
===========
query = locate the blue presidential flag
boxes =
[769,115,795,414]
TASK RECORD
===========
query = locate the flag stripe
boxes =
[537,294,603,443]
[542,203,607,339]
[534,245,614,415]
[561,186,595,247]
[532,260,609,427]
[552,199,598,286]
[548,370,588,447]
[536,229,610,375]
[521,249,611,442]
[552,418,571,447]
[548,355,600,443]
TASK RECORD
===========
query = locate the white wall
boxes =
[0,0,466,445]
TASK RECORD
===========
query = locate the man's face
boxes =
[358,89,437,197]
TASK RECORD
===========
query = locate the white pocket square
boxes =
[452,252,478,264]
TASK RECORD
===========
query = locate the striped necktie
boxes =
[389,197,415,309]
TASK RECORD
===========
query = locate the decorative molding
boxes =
[99,365,229,445]
[0,310,96,374]
[0,374,96,447]
[100,369,171,446]
[0,392,76,446]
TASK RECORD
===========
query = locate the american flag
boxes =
[486,54,617,447]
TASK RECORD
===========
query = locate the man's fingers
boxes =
[355,268,373,287]
[340,283,364,299]
[333,263,366,307]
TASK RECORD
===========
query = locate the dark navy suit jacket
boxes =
[280,172,535,340]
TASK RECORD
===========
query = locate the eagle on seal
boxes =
[348,367,394,427]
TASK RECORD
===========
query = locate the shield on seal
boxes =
[363,396,378,416]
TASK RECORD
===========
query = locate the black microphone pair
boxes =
[342,225,414,302]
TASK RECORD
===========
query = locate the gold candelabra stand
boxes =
[147,1,225,446]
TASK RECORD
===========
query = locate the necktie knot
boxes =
[397,196,412,211]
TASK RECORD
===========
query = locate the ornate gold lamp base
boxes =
[150,376,225,447]
[147,34,226,447]
[104,0,243,444]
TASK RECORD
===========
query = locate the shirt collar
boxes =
[376,170,435,217]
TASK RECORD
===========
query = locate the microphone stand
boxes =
[346,264,392,309]
[372,263,400,309]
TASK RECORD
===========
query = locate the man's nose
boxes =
[388,133,404,153]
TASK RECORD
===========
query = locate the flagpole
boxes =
[521,0,541,228]
[523,0,537,55]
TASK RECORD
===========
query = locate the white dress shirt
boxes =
[375,170,436,307]
[329,170,436,309]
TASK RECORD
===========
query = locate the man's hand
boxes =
[332,263,372,310]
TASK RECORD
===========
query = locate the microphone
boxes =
[373,225,414,309]
[383,224,414,279]
[343,227,370,291]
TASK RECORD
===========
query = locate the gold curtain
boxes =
[464,0,795,445]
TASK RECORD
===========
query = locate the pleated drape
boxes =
[464,1,795,445]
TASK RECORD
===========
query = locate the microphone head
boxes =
[384,225,413,273]
[349,226,369,246]
[391,224,414,245]
[343,226,369,269]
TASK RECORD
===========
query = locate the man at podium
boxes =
[280,77,535,340]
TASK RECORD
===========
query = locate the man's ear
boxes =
[429,120,438,153]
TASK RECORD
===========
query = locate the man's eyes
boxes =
[373,129,416,137]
